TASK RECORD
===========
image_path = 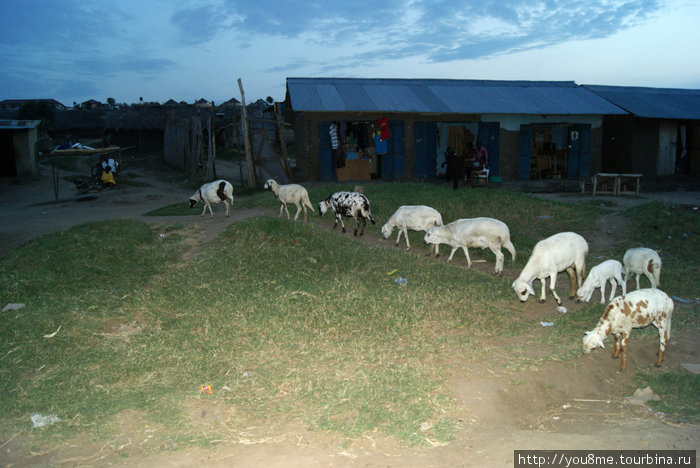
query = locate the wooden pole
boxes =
[274,102,292,179]
[206,106,214,180]
[238,78,255,188]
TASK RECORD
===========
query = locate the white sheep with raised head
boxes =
[189,179,235,217]
[423,217,516,275]
[511,232,588,305]
[577,259,626,304]
[263,179,315,221]
[381,205,443,255]
[623,247,661,290]
[318,191,376,236]
[582,288,673,372]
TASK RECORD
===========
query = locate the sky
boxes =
[1,0,699,107]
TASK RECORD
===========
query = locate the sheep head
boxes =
[381,223,393,239]
[189,190,202,208]
[511,278,535,302]
[318,199,329,216]
[263,179,277,190]
[582,330,605,354]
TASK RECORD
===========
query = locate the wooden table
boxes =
[591,173,619,196]
[617,173,642,195]
[583,173,643,196]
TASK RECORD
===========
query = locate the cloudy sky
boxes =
[1,0,698,107]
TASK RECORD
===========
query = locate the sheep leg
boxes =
[447,247,459,262]
[566,267,577,299]
[200,203,209,217]
[643,271,656,289]
[618,332,628,371]
[599,280,607,304]
[284,203,291,220]
[461,246,472,268]
[607,279,616,302]
[293,202,302,221]
[654,322,669,367]
[549,274,562,305]
[620,275,627,296]
[278,204,285,218]
[612,334,621,359]
[635,274,641,290]
[490,246,504,276]
[403,229,410,250]
[539,278,547,303]
[224,200,230,217]
[395,229,403,247]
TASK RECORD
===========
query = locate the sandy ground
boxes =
[0,163,698,467]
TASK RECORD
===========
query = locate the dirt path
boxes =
[1,165,698,467]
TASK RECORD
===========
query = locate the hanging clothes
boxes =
[329,122,339,150]
[376,117,389,140]
[374,131,387,155]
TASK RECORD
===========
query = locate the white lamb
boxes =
[623,247,661,290]
[576,259,626,304]
[189,179,235,217]
[512,232,588,305]
[263,179,315,221]
[423,217,516,275]
[582,288,673,371]
[381,205,443,255]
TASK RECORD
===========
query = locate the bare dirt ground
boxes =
[1,162,698,467]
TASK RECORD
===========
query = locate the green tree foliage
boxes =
[16,101,56,132]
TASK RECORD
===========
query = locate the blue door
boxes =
[414,122,437,180]
[567,124,591,179]
[518,124,532,180]
[380,121,405,180]
[318,121,335,181]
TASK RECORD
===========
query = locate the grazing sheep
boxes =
[381,205,443,255]
[318,191,376,236]
[623,247,661,290]
[263,179,315,221]
[582,288,673,371]
[577,259,626,304]
[512,232,588,304]
[423,217,516,275]
[189,179,235,217]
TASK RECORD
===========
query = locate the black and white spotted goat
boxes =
[318,191,376,236]
[189,179,235,217]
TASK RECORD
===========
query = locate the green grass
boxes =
[635,369,700,423]
[1,183,698,454]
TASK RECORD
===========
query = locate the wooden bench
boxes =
[581,173,643,196]
[617,173,642,195]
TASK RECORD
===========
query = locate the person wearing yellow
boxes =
[101,166,116,187]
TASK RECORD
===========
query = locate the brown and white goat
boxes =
[582,288,673,371]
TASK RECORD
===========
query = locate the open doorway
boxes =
[530,125,568,179]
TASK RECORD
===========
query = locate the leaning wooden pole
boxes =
[238,78,255,188]
[274,102,292,179]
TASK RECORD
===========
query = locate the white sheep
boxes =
[582,288,673,371]
[263,179,315,221]
[381,205,443,255]
[318,191,376,236]
[512,232,588,305]
[623,247,661,290]
[423,217,516,275]
[576,259,626,304]
[189,179,235,217]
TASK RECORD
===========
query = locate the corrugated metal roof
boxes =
[0,119,41,129]
[286,78,627,115]
[583,85,700,119]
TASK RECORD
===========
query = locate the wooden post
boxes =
[206,105,214,180]
[238,78,255,188]
[274,102,292,179]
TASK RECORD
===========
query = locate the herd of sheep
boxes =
[189,179,674,372]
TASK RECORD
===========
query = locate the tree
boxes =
[107,97,116,108]
[17,101,56,133]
